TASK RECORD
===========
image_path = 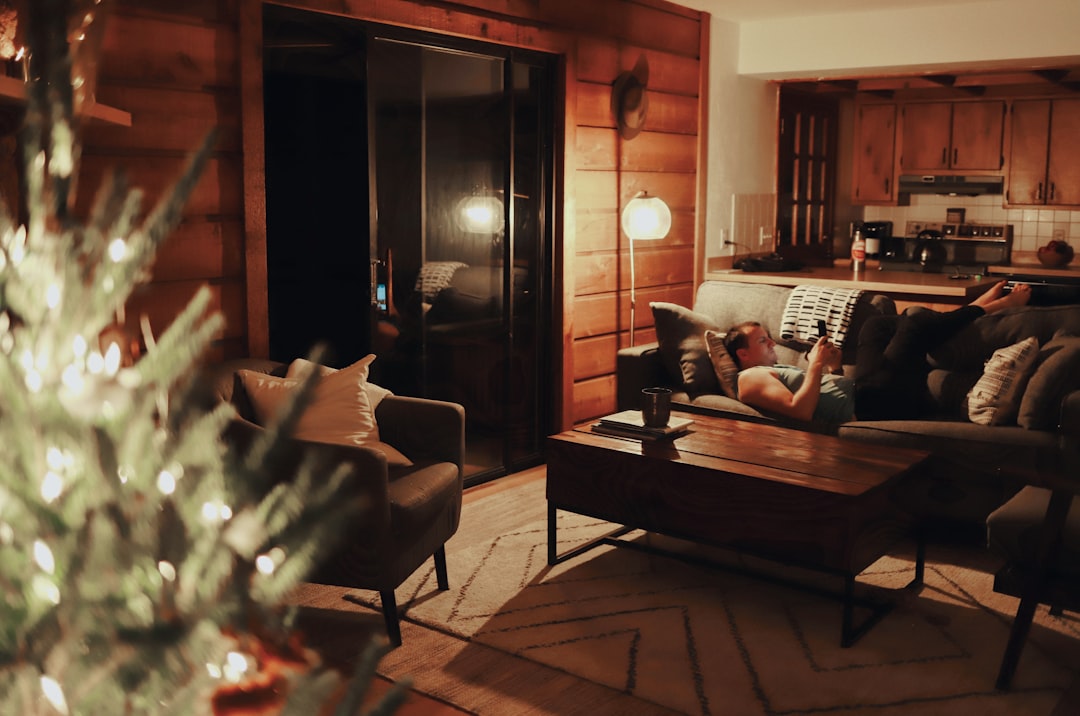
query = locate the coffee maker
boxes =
[856,221,893,259]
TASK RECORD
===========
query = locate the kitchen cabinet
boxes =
[852,102,897,204]
[1007,98,1080,207]
[901,100,1004,172]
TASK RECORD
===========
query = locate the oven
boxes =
[878,221,1013,274]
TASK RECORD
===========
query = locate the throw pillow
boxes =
[285,357,393,409]
[967,336,1040,426]
[239,354,412,466]
[650,302,721,397]
[703,329,739,399]
[1017,334,1080,430]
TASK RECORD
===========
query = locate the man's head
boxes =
[723,321,777,370]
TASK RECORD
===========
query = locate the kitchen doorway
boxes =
[262,7,556,485]
[776,88,839,267]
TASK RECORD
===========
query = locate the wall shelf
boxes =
[0,74,131,127]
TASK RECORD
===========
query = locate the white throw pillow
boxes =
[703,330,739,399]
[285,357,393,409]
[238,354,412,466]
[967,336,1040,426]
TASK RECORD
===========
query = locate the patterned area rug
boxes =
[296,480,1080,715]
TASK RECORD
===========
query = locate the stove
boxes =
[877,221,1013,273]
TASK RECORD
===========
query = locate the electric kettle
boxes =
[915,229,947,268]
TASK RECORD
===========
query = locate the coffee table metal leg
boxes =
[548,504,634,566]
[840,539,926,647]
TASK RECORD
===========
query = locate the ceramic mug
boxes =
[641,387,672,428]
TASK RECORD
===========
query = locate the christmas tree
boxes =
[0,1,403,713]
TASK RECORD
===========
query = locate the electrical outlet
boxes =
[1053,228,1067,242]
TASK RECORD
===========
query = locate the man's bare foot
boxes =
[971,280,1007,308]
[981,282,1032,313]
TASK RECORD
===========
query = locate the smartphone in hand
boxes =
[816,319,827,338]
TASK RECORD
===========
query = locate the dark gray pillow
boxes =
[1017,334,1080,430]
[650,302,720,397]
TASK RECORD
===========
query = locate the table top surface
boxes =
[551,412,930,498]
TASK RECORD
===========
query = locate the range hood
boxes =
[898,174,1004,196]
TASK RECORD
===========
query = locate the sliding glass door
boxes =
[263,7,554,485]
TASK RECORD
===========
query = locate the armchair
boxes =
[201,358,465,646]
[985,442,1080,689]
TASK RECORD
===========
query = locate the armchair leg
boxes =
[434,546,449,591]
[380,590,402,647]
[997,594,1039,690]
[996,488,1072,691]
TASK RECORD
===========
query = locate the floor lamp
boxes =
[622,191,672,346]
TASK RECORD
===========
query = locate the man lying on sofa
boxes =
[724,281,1032,426]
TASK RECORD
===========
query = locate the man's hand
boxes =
[807,336,842,374]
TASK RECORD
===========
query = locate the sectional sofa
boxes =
[616,281,1080,526]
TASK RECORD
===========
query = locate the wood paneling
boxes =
[85,0,704,432]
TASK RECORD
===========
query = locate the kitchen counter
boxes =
[987,262,1080,281]
[703,264,994,300]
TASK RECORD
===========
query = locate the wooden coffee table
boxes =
[546,412,930,647]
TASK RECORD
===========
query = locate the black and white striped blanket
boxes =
[779,285,864,348]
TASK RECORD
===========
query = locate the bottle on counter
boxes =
[851,229,866,272]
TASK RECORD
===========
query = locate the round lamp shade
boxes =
[457,195,504,234]
[621,193,671,241]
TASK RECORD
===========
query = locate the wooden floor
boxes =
[305,466,547,715]
[314,464,1080,715]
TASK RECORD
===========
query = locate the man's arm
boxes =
[737,338,838,422]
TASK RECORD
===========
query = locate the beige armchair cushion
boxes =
[238,354,413,466]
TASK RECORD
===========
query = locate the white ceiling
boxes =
[680,0,1000,22]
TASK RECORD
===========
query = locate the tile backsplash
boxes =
[731,193,777,252]
[863,194,1080,255]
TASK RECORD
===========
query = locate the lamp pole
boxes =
[621,191,672,347]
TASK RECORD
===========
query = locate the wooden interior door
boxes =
[777,88,838,266]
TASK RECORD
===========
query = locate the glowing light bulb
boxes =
[158,560,176,582]
[33,540,55,574]
[40,675,69,715]
[46,447,65,470]
[157,469,176,495]
[46,283,61,309]
[108,238,127,262]
[256,546,285,575]
[32,575,60,605]
[255,554,275,575]
[87,351,104,374]
[103,342,121,375]
[41,472,63,503]
[201,501,233,523]
[223,651,249,683]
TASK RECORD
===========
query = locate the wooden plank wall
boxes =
[78,0,703,428]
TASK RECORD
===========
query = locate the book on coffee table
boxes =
[594,410,694,438]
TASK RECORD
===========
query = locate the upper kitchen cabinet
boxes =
[852,102,897,205]
[1006,98,1080,207]
[900,100,1005,173]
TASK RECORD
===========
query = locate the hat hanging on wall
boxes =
[611,54,650,140]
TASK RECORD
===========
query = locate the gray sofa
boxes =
[617,281,1080,526]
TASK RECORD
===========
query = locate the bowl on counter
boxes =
[1037,240,1074,268]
